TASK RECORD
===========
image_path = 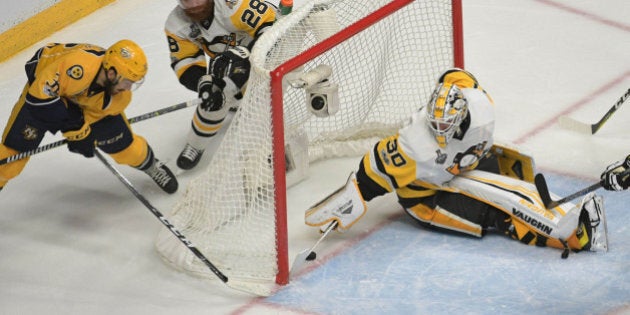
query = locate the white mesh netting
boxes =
[155,0,459,286]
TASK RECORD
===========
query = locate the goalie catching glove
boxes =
[600,154,630,191]
[305,172,367,233]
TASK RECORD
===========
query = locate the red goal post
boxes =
[155,0,464,293]
[269,0,464,284]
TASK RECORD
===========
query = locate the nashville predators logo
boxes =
[119,47,132,59]
[22,125,39,141]
[67,65,83,80]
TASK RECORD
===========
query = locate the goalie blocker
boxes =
[305,169,608,255]
[305,172,367,233]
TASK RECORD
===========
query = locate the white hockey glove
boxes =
[600,154,630,191]
[305,172,367,233]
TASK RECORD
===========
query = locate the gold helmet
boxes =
[102,39,148,83]
[425,82,468,148]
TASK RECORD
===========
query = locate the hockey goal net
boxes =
[155,0,463,291]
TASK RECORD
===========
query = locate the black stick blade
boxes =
[535,173,553,208]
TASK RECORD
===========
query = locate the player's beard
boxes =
[103,77,119,95]
[183,0,214,22]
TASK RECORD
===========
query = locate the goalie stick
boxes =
[289,221,338,277]
[558,87,630,135]
[94,149,272,296]
[534,169,630,209]
[0,98,200,166]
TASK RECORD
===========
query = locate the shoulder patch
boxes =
[22,124,39,141]
[67,65,84,80]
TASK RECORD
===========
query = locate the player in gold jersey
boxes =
[165,0,277,169]
[0,40,178,194]
[305,69,608,255]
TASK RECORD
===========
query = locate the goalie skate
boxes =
[577,193,608,252]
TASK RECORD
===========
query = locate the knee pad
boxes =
[405,203,483,237]
[0,145,29,186]
[108,134,149,168]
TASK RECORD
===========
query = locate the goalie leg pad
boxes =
[576,193,608,252]
[305,172,367,232]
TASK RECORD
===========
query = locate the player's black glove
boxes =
[600,154,630,191]
[63,124,95,158]
[61,102,95,158]
[210,46,250,81]
[197,74,225,111]
[209,46,251,100]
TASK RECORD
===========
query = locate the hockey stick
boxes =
[558,87,630,135]
[94,149,272,296]
[0,98,200,166]
[290,221,338,277]
[534,169,630,209]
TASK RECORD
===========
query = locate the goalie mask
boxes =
[426,83,468,148]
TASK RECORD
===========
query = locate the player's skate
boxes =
[177,143,204,170]
[145,159,178,194]
[576,193,608,252]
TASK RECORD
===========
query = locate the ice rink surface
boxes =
[0,0,629,314]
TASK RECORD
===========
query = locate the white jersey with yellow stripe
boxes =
[165,0,277,79]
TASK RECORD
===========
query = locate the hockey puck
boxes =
[306,251,317,261]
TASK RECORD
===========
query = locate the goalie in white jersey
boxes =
[165,0,277,169]
[306,68,608,256]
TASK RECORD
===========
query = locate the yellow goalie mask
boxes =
[426,83,468,148]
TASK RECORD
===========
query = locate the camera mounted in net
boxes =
[289,64,339,118]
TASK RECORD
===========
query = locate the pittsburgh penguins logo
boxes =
[22,125,39,141]
[67,65,83,80]
[446,141,488,175]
